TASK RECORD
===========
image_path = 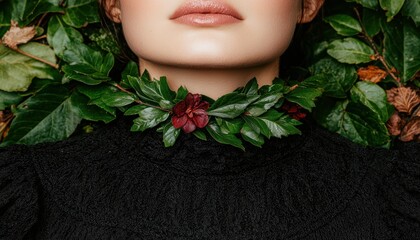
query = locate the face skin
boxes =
[106,0,324,98]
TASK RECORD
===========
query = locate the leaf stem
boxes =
[353,8,401,85]
[14,47,59,69]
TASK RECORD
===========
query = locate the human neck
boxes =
[139,59,280,99]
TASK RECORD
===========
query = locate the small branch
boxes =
[113,83,171,112]
[15,47,59,69]
[33,35,47,41]
[354,8,401,85]
[36,13,48,27]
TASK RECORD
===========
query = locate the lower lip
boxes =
[172,14,241,26]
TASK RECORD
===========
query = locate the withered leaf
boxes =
[386,112,404,136]
[400,117,420,142]
[387,87,420,114]
[1,20,36,50]
[0,111,13,142]
[357,65,388,83]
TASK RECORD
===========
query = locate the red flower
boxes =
[281,101,307,121]
[172,93,210,133]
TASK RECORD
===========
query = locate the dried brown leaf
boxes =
[0,111,13,142]
[386,112,404,136]
[386,87,420,114]
[400,117,420,142]
[357,66,388,83]
[1,20,36,50]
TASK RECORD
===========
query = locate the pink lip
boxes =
[170,0,243,26]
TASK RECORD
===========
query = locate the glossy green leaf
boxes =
[101,91,136,107]
[11,0,62,25]
[350,81,393,122]
[131,106,170,132]
[382,19,420,83]
[308,58,358,98]
[2,84,82,146]
[47,15,83,57]
[163,123,181,147]
[0,90,23,110]
[402,0,420,26]
[62,0,100,28]
[206,122,244,150]
[379,0,405,21]
[77,84,118,115]
[207,93,259,118]
[285,87,323,111]
[240,123,264,148]
[324,14,362,36]
[327,38,375,64]
[314,98,390,147]
[0,43,57,92]
[71,90,115,123]
[346,0,379,9]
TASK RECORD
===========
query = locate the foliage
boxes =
[0,0,419,147]
[304,0,420,147]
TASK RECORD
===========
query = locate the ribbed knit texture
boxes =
[0,118,419,239]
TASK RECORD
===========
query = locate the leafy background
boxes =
[0,0,419,148]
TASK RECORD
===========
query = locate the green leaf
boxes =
[62,0,100,28]
[131,106,170,132]
[0,43,57,92]
[382,18,420,83]
[11,0,62,25]
[101,91,136,107]
[308,58,358,98]
[71,90,115,123]
[324,14,362,36]
[260,111,301,138]
[346,0,379,9]
[207,93,259,118]
[242,116,271,138]
[62,43,114,85]
[193,130,207,141]
[127,74,175,106]
[362,8,382,37]
[313,98,390,147]
[380,0,406,21]
[206,122,244,150]
[163,123,181,147]
[246,88,283,116]
[216,118,244,134]
[121,61,139,88]
[2,85,82,146]
[350,81,393,122]
[0,90,23,110]
[77,84,117,115]
[285,87,323,111]
[47,15,83,58]
[240,123,264,148]
[85,28,121,55]
[402,0,420,26]
[240,78,259,95]
[327,38,375,64]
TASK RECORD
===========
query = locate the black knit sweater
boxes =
[0,118,419,239]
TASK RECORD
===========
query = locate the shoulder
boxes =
[0,144,39,239]
[367,141,420,238]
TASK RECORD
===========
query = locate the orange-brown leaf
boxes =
[1,20,36,50]
[357,66,388,83]
[386,112,404,136]
[400,117,420,142]
[387,87,420,114]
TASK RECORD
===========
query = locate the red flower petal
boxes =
[185,93,195,106]
[172,115,188,129]
[173,101,187,116]
[193,113,209,128]
[182,119,197,133]
[196,101,210,110]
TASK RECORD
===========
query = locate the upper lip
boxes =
[170,0,243,20]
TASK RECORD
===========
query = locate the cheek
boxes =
[244,1,300,56]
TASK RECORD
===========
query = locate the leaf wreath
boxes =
[104,70,323,150]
